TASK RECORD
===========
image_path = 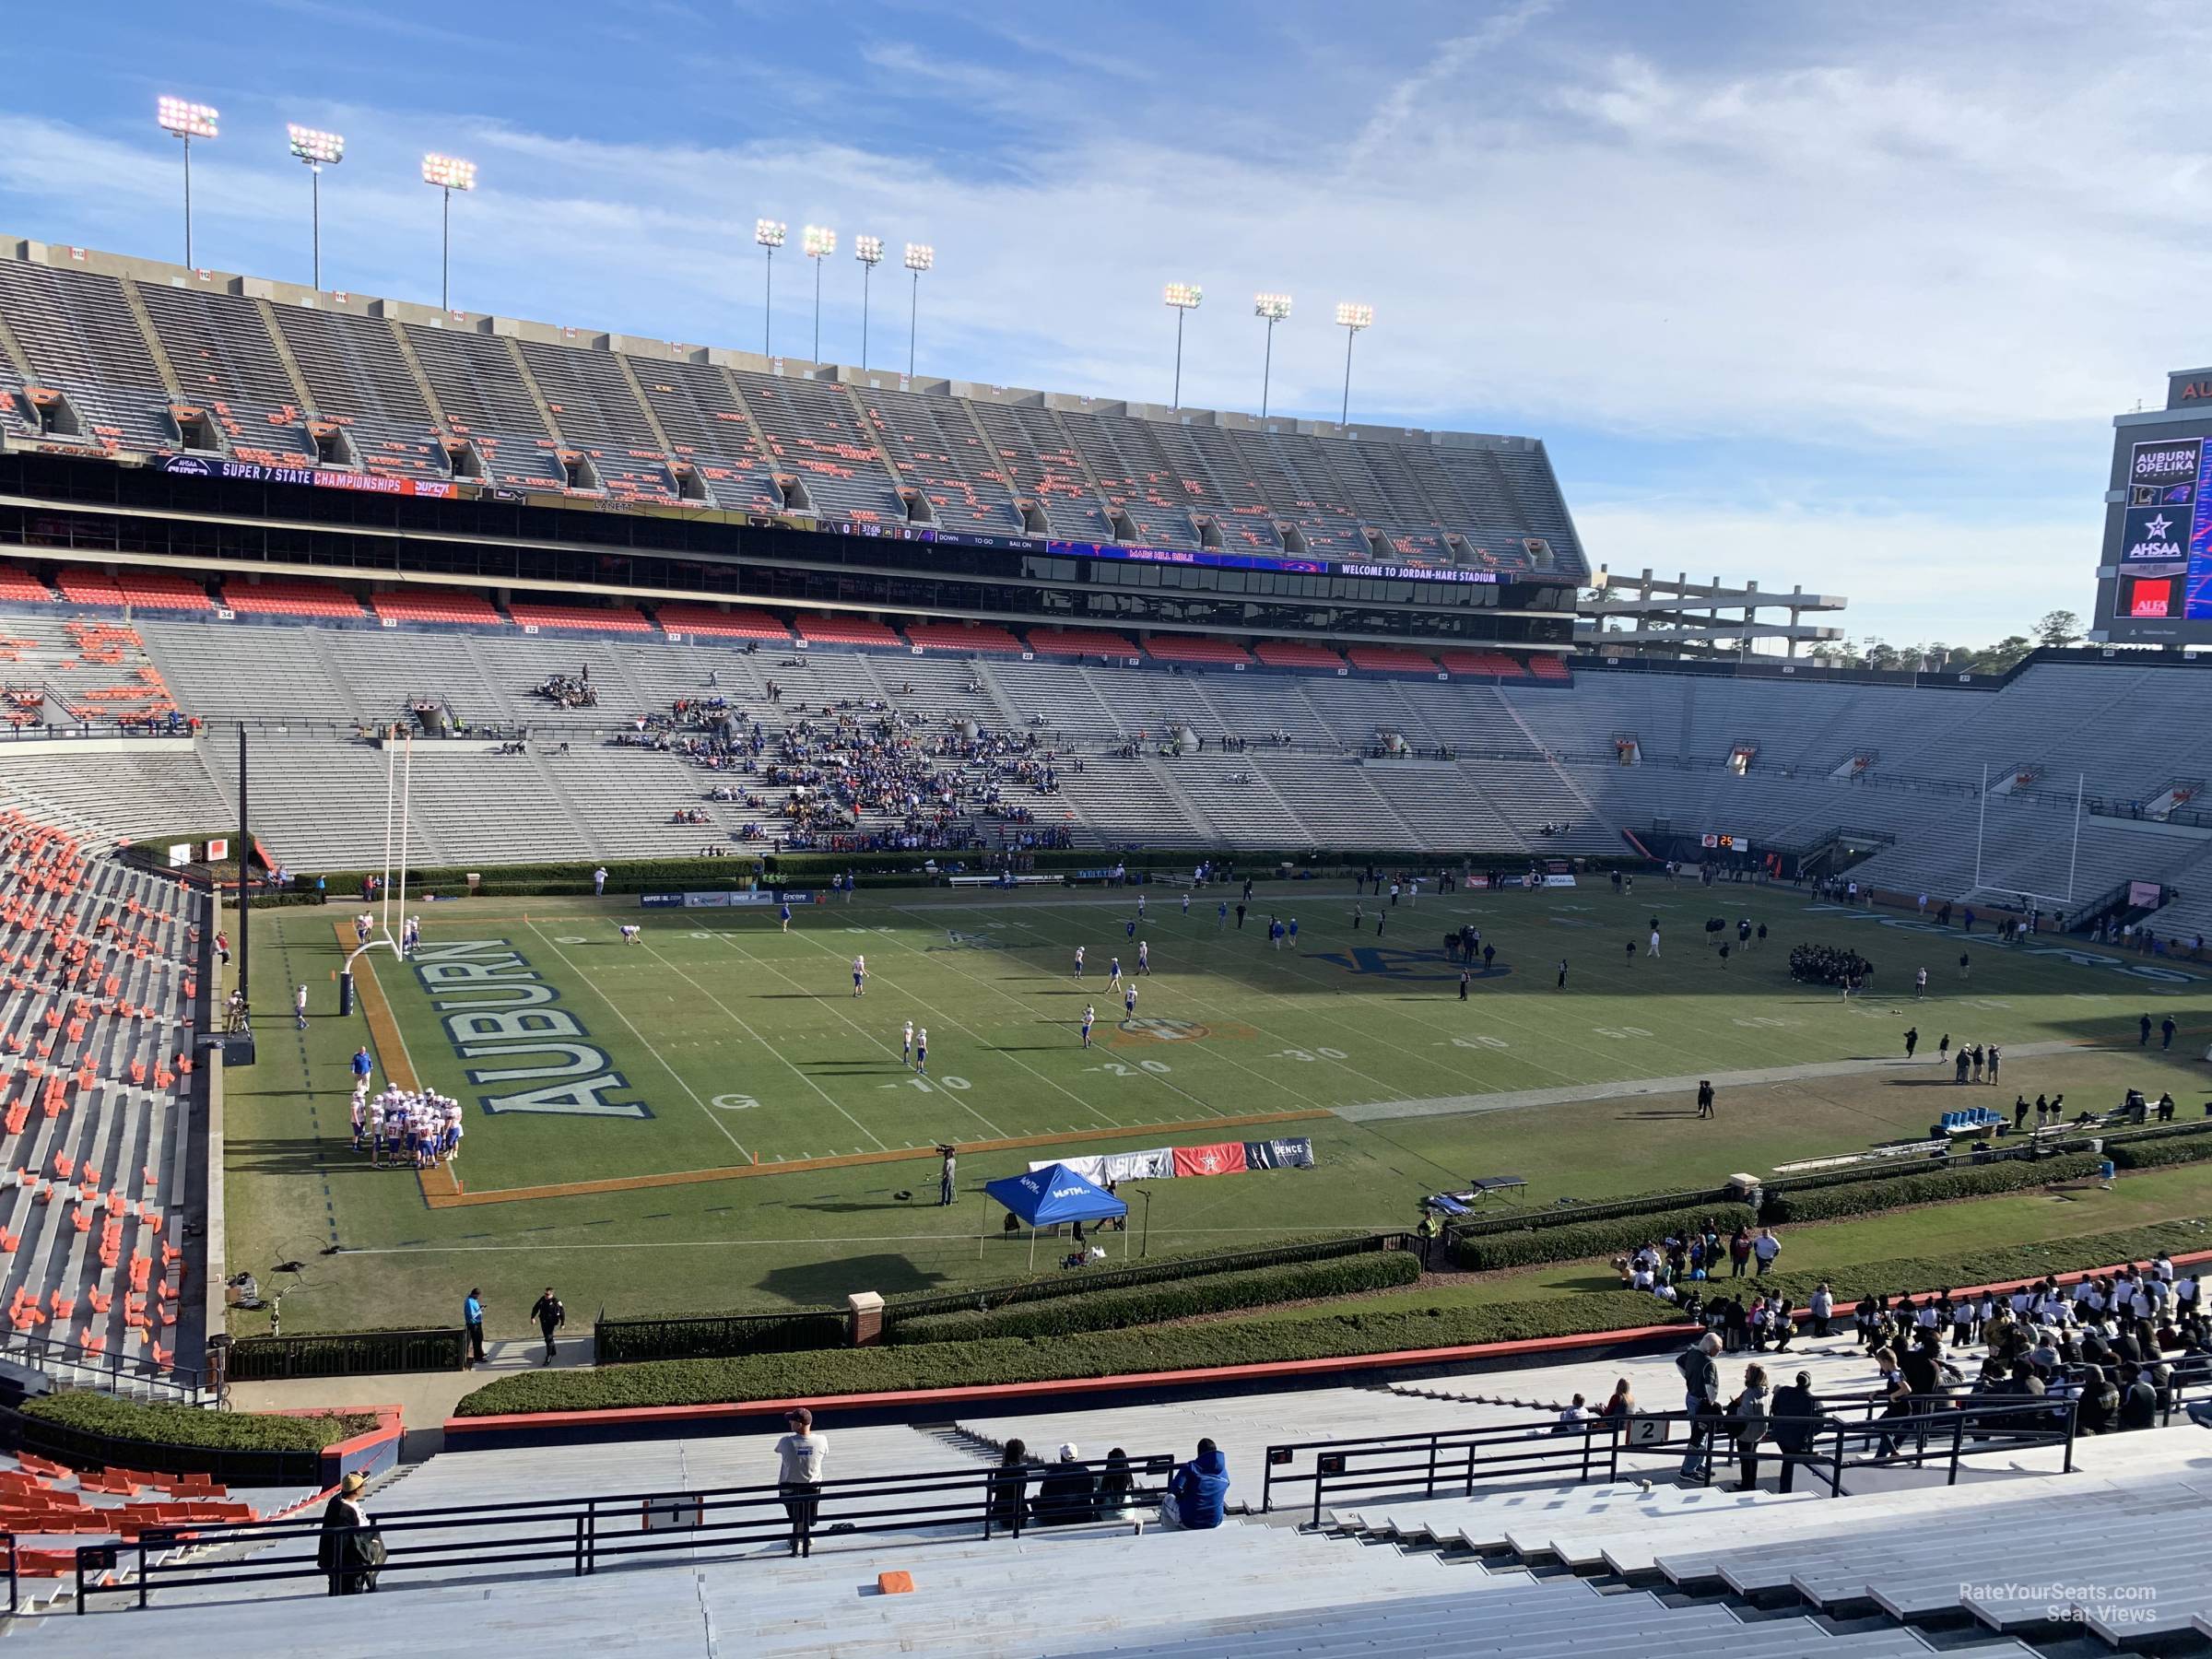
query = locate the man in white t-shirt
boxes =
[773,1407,829,1558]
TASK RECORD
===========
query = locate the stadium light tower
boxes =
[755,219,786,357]
[903,241,933,380]
[288,125,345,291]
[420,154,476,312]
[1253,293,1291,418]
[157,98,218,267]
[1335,301,1373,426]
[853,234,884,371]
[1163,284,1202,410]
[802,225,836,364]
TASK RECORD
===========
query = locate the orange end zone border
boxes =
[335,922,1326,1209]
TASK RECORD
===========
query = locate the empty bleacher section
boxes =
[266,305,447,478]
[1059,408,1201,547]
[620,356,785,512]
[132,285,312,466]
[402,326,563,489]
[0,246,1591,580]
[0,811,204,1391]
[0,261,174,453]
[853,384,1020,532]
[737,372,902,521]
[0,618,188,731]
[511,337,677,503]
[965,401,1116,541]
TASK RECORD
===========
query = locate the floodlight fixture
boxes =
[903,244,934,377]
[288,126,346,290]
[854,235,885,369]
[1163,284,1203,408]
[1254,292,1293,418]
[421,155,477,312]
[158,99,219,266]
[1335,301,1373,425]
[755,220,786,356]
[802,227,837,362]
[420,153,476,192]
[158,98,219,140]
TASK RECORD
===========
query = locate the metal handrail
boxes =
[80,1453,1175,1613]
[1261,1395,2079,1526]
[0,1330,205,1404]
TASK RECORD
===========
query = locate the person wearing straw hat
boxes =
[317,1472,382,1595]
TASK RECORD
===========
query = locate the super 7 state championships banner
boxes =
[1030,1138,1316,1184]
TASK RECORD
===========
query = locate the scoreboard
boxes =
[2094,374,2212,642]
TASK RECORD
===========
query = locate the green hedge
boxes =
[1762,1153,2106,1224]
[458,1292,1669,1417]
[2108,1132,2212,1171]
[21,1392,380,1453]
[888,1252,1421,1345]
[454,1216,2212,1418]
[1451,1203,1758,1272]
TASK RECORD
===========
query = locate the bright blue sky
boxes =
[3,0,2197,644]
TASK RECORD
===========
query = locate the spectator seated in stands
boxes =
[1035,1443,1098,1525]
[535,671,597,709]
[1162,1437,1229,1531]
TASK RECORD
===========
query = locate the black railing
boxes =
[79,1454,1173,1614]
[0,1331,206,1404]
[225,1327,466,1381]
[1262,1394,2079,1526]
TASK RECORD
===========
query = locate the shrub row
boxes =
[453,1216,2212,1418]
[888,1252,1422,1345]
[21,1392,381,1453]
[1762,1153,2106,1224]
[1450,1203,1758,1272]
[598,1310,851,1366]
[458,1292,1669,1417]
[2108,1130,2212,1172]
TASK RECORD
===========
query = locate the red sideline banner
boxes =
[1172,1142,1247,1177]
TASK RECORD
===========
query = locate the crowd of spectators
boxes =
[615,692,1072,853]
[535,670,597,709]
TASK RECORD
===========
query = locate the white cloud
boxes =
[0,4,2194,641]
[1574,500,2096,647]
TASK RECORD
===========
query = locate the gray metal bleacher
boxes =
[965,400,1117,541]
[620,354,785,512]
[512,337,677,503]
[853,384,1022,534]
[402,325,564,489]
[267,305,448,479]
[0,261,174,452]
[735,372,904,523]
[133,283,312,465]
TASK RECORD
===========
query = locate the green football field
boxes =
[221,879,2212,1338]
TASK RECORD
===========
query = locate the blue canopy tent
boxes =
[982,1161,1130,1266]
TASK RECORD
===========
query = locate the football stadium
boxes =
[1,29,2211,1658]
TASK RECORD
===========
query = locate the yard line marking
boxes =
[521,920,755,1159]
[696,930,1006,1140]
[867,905,1289,1120]
[731,925,1119,1133]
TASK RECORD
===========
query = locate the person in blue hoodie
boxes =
[1164,1438,1229,1530]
